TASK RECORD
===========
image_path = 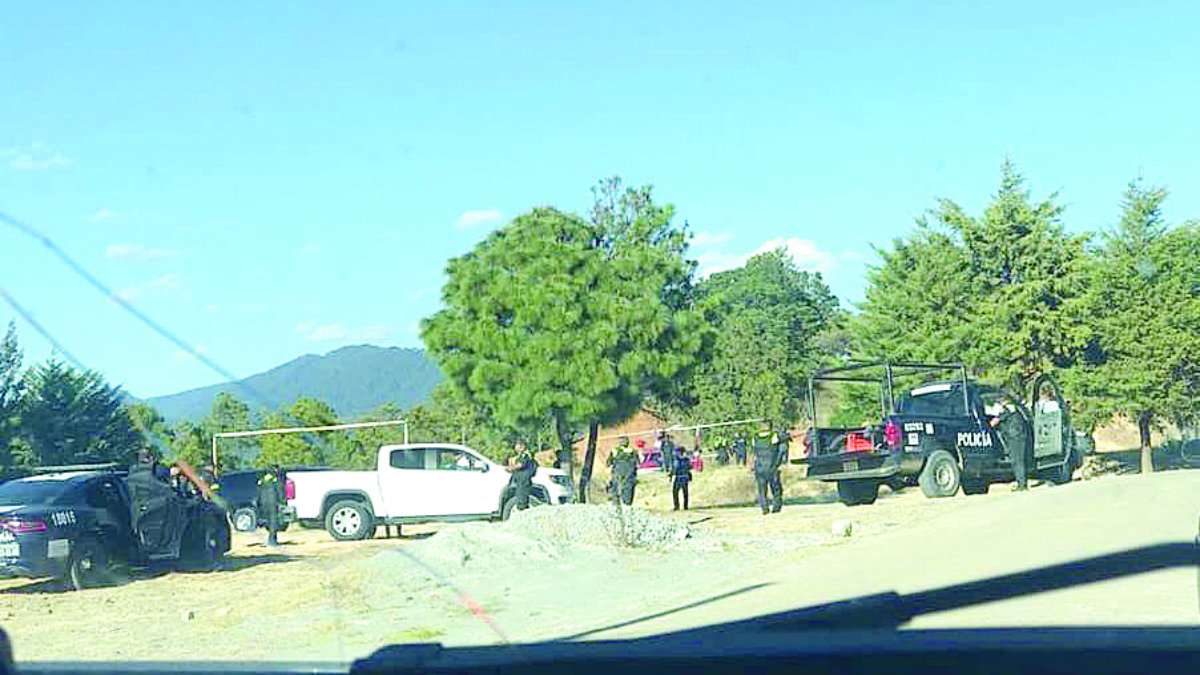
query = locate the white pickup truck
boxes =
[286,443,574,540]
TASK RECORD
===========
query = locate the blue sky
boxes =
[2,1,1198,399]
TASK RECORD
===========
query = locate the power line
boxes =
[0,283,171,455]
[0,209,246,390]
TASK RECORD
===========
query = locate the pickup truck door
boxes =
[378,447,430,518]
[424,447,504,516]
[378,447,504,517]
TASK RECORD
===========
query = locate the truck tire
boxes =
[232,507,257,533]
[836,479,879,506]
[1047,448,1077,485]
[66,537,111,590]
[918,450,961,498]
[961,480,989,495]
[325,499,374,541]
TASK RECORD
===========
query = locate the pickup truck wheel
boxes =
[232,507,257,533]
[836,479,879,506]
[325,500,373,541]
[67,537,111,590]
[918,450,961,498]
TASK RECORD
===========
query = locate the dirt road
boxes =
[2,469,1197,664]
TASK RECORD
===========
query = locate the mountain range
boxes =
[144,345,444,422]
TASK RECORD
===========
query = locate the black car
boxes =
[215,468,315,532]
[0,468,231,590]
[799,362,1089,505]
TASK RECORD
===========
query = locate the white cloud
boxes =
[4,143,74,171]
[296,320,401,342]
[690,230,733,247]
[754,237,838,274]
[115,274,182,302]
[89,208,117,222]
[105,243,180,260]
[296,321,347,341]
[455,209,503,229]
[696,237,839,278]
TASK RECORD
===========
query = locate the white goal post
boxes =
[210,419,408,468]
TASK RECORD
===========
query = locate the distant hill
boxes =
[145,345,443,422]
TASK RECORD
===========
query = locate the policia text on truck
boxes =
[796,362,1091,506]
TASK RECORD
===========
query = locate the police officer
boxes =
[733,435,748,466]
[256,468,284,546]
[671,445,692,510]
[714,436,731,466]
[752,421,786,515]
[608,436,639,506]
[506,443,537,511]
[994,405,1030,491]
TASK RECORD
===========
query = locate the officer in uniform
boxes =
[733,435,748,466]
[608,436,639,506]
[256,468,284,546]
[671,445,692,510]
[506,444,537,511]
[994,404,1030,491]
[752,422,787,515]
[714,436,731,465]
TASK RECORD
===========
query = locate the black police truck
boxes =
[0,466,231,590]
[798,362,1089,506]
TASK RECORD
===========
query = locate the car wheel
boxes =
[325,500,373,540]
[837,479,879,506]
[919,450,961,498]
[232,507,257,533]
[961,480,989,495]
[67,537,110,590]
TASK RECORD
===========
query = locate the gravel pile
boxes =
[503,503,698,550]
[1079,454,1136,479]
[413,523,562,571]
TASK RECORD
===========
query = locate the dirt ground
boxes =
[2,465,1197,665]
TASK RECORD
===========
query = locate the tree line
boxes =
[1,162,1195,482]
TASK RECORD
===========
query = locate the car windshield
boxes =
[0,480,75,507]
[1,1,1198,669]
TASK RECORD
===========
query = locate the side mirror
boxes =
[479,463,489,473]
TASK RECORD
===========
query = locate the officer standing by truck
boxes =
[506,443,537,511]
[993,404,1030,491]
[608,435,639,506]
[752,422,786,515]
[256,468,284,547]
